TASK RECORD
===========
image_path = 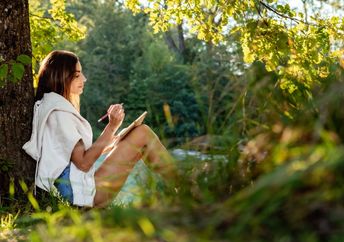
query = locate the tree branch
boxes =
[177,23,185,55]
[258,0,312,25]
[29,13,53,20]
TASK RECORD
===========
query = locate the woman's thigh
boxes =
[93,126,148,207]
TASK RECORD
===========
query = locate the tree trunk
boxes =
[164,30,179,55]
[0,0,34,203]
[164,24,186,62]
[177,23,185,56]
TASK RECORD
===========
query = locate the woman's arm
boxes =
[71,104,124,172]
[102,135,119,154]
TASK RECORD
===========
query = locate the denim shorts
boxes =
[54,154,108,204]
[54,164,73,203]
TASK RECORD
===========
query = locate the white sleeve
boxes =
[47,111,82,162]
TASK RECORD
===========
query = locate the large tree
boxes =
[0,0,34,201]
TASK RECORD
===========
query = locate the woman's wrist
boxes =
[106,123,118,134]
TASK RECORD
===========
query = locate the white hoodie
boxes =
[23,92,96,207]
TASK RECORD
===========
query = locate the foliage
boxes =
[29,0,86,85]
[74,4,151,137]
[187,41,248,136]
[70,2,256,144]
[66,2,202,142]
[2,131,343,241]
[0,55,32,87]
[124,0,344,95]
[126,40,202,142]
[0,0,83,87]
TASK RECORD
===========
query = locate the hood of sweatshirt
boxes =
[22,92,85,161]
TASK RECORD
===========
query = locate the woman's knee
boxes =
[127,124,153,141]
[135,124,152,134]
[138,124,159,139]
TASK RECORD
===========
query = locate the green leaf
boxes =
[0,64,8,80]
[12,63,25,81]
[16,54,31,65]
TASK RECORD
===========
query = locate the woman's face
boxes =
[70,61,86,96]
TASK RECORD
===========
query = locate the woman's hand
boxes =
[107,104,125,128]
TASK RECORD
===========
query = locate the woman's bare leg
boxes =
[93,124,175,207]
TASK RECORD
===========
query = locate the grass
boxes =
[1,138,343,242]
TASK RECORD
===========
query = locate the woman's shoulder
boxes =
[48,110,82,126]
[48,109,92,133]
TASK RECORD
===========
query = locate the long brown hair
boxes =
[35,50,79,105]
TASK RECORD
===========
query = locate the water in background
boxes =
[95,149,227,206]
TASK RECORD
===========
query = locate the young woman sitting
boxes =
[23,50,175,208]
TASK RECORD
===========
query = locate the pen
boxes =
[97,103,124,123]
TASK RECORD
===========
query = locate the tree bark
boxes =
[164,24,186,61]
[0,0,34,203]
[177,23,185,56]
[164,30,179,55]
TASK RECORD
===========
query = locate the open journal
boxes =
[117,111,148,140]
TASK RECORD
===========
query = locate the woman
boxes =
[23,50,175,208]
